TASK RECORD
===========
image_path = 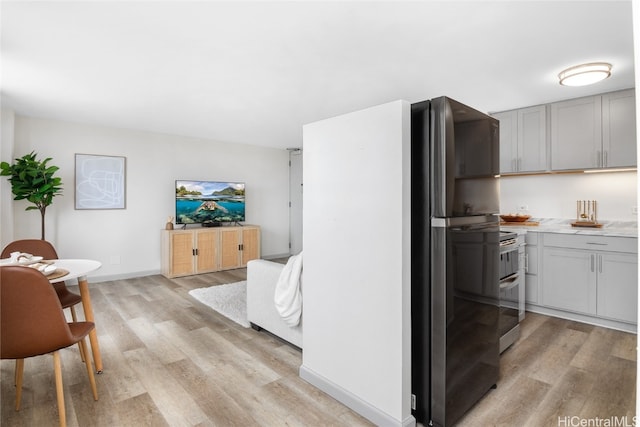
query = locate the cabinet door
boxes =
[541,247,597,314]
[525,244,538,275]
[171,231,195,276]
[525,274,538,304]
[602,89,637,168]
[597,252,638,323]
[551,96,602,170]
[220,228,241,270]
[196,229,218,273]
[524,243,539,304]
[518,105,547,172]
[493,110,517,173]
[241,227,260,266]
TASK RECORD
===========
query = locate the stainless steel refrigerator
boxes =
[411,97,500,426]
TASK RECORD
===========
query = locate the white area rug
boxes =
[188,281,250,328]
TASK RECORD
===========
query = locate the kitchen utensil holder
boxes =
[572,200,602,227]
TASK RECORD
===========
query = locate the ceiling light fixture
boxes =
[558,62,612,86]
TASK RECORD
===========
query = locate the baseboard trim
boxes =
[299,365,416,427]
[525,305,637,333]
[88,269,161,283]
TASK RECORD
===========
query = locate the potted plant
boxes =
[1,151,63,240]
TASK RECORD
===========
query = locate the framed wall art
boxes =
[75,154,126,209]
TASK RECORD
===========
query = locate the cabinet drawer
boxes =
[543,233,637,253]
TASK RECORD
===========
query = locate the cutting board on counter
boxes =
[500,221,540,226]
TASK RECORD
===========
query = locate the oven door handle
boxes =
[499,274,519,290]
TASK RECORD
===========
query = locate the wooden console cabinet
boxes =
[161,225,260,278]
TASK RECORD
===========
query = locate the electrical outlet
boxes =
[632,206,638,215]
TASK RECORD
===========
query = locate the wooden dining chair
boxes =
[0,266,99,427]
[1,239,83,322]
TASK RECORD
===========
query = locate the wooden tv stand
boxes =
[161,225,260,278]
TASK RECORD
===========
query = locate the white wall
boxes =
[500,171,637,221]
[1,115,291,280]
[1,109,16,247]
[301,100,413,426]
[632,0,640,417]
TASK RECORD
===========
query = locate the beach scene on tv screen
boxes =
[176,180,245,224]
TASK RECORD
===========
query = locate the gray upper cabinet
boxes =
[518,106,547,172]
[550,89,637,171]
[494,105,547,174]
[550,95,602,170]
[494,110,517,173]
[602,89,637,168]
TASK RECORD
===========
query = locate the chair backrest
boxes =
[0,266,77,359]
[1,239,59,260]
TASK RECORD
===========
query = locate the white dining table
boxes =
[49,259,104,373]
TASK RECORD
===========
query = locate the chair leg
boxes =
[70,307,86,363]
[53,351,66,427]
[14,359,19,385]
[78,338,98,401]
[15,359,24,411]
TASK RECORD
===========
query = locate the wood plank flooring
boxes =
[1,267,636,426]
[458,314,636,427]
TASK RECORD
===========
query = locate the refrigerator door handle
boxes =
[431,215,499,228]
[432,217,448,228]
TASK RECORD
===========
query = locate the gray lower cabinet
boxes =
[536,233,637,327]
[542,247,597,315]
[597,252,638,323]
[524,232,539,304]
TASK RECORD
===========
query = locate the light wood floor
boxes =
[1,268,636,426]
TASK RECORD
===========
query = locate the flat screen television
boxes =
[175,180,245,225]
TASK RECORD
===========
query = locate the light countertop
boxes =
[501,218,637,238]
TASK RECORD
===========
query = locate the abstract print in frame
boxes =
[75,154,126,209]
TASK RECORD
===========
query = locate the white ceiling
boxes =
[1,1,635,150]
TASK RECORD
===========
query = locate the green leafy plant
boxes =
[0,151,63,239]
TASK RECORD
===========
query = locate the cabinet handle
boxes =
[517,158,522,171]
[590,254,595,272]
[599,254,603,273]
[604,151,608,168]
[524,253,529,273]
[586,242,608,246]
[512,158,517,172]
[596,150,601,168]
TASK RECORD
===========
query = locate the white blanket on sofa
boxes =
[274,252,303,327]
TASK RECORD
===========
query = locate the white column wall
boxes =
[301,100,414,427]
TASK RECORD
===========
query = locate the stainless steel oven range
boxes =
[499,231,525,353]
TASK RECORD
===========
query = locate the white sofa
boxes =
[246,259,302,348]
